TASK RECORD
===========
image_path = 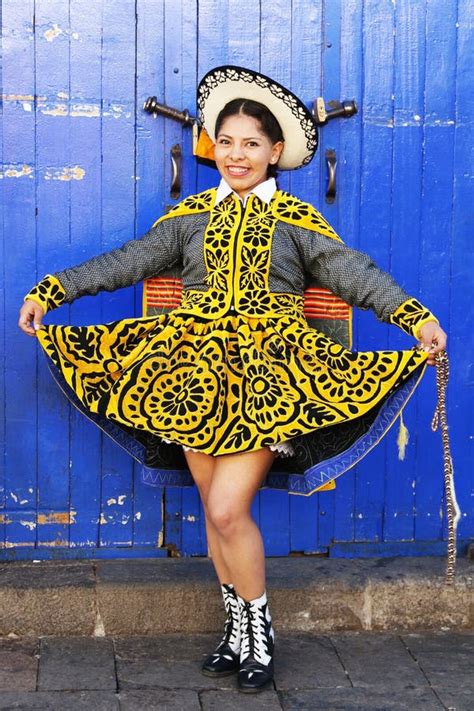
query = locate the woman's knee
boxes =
[206,500,248,537]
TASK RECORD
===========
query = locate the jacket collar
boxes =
[215,177,277,206]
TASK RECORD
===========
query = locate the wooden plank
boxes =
[163,0,206,555]
[354,0,396,547]
[447,0,474,542]
[0,3,6,543]
[331,0,364,546]
[383,0,426,543]
[196,0,230,192]
[3,0,38,548]
[161,0,187,552]
[313,0,343,550]
[99,0,137,547]
[67,0,103,550]
[34,0,71,548]
[413,0,458,543]
[182,487,207,556]
[134,0,167,550]
[288,0,325,554]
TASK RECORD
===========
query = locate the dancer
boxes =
[19,66,446,692]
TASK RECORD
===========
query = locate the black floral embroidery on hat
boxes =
[197,66,318,166]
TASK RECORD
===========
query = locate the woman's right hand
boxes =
[19,300,44,336]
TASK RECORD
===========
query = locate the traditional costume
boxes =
[24,65,454,691]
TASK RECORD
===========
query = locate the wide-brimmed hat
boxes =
[196,66,318,170]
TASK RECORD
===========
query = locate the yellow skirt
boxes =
[36,308,428,494]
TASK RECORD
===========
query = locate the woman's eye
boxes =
[217,138,230,145]
[247,141,259,147]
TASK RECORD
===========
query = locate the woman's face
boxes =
[214,113,284,199]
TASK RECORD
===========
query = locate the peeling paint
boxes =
[107,495,127,506]
[134,511,142,520]
[2,93,36,101]
[99,513,107,524]
[44,23,63,42]
[22,102,33,112]
[185,514,196,522]
[10,493,18,502]
[20,521,36,530]
[38,100,130,119]
[2,542,35,548]
[0,164,34,179]
[41,104,69,117]
[37,511,76,525]
[71,103,101,118]
[44,166,85,181]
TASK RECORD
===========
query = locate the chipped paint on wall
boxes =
[0,164,34,179]
[20,520,37,530]
[37,511,76,525]
[107,495,127,506]
[44,23,64,42]
[44,166,85,181]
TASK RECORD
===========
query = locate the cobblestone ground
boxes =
[0,631,472,710]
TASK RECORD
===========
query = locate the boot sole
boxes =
[237,679,274,693]
[200,667,239,678]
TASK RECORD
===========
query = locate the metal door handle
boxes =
[325,149,337,204]
[313,98,358,125]
[170,144,182,199]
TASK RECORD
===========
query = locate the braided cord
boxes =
[430,351,460,585]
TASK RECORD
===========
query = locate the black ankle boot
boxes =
[237,591,275,693]
[201,583,241,677]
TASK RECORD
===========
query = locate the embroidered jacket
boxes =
[24,188,438,340]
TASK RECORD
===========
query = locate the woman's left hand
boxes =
[418,321,447,366]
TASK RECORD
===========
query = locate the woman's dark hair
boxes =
[214,99,284,178]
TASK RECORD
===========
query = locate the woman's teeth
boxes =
[227,166,249,176]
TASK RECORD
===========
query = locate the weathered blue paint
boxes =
[1,0,472,559]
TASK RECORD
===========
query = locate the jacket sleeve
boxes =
[24,216,183,314]
[293,224,438,339]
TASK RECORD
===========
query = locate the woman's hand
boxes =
[19,300,44,336]
[417,321,447,366]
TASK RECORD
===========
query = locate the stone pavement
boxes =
[0,630,472,710]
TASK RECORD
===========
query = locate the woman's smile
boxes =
[214,113,283,199]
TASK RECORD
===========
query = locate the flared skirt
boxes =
[36,308,428,495]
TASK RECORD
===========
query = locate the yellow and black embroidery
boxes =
[389,297,439,338]
[24,274,66,314]
[29,188,435,492]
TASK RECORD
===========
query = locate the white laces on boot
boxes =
[238,593,274,667]
[218,584,241,654]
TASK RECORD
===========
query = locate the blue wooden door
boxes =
[1,0,472,560]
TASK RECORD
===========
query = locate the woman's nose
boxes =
[229,143,245,160]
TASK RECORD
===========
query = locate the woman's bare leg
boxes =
[206,447,276,601]
[183,449,232,583]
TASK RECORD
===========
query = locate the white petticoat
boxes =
[161,437,295,458]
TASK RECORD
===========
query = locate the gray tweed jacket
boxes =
[52,189,413,325]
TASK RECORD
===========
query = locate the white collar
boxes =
[215,177,277,206]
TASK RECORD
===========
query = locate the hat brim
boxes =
[197,66,318,170]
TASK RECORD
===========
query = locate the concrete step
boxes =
[0,556,472,636]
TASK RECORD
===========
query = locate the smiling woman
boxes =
[19,64,447,693]
[213,97,285,191]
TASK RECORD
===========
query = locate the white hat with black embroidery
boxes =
[197,65,318,170]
